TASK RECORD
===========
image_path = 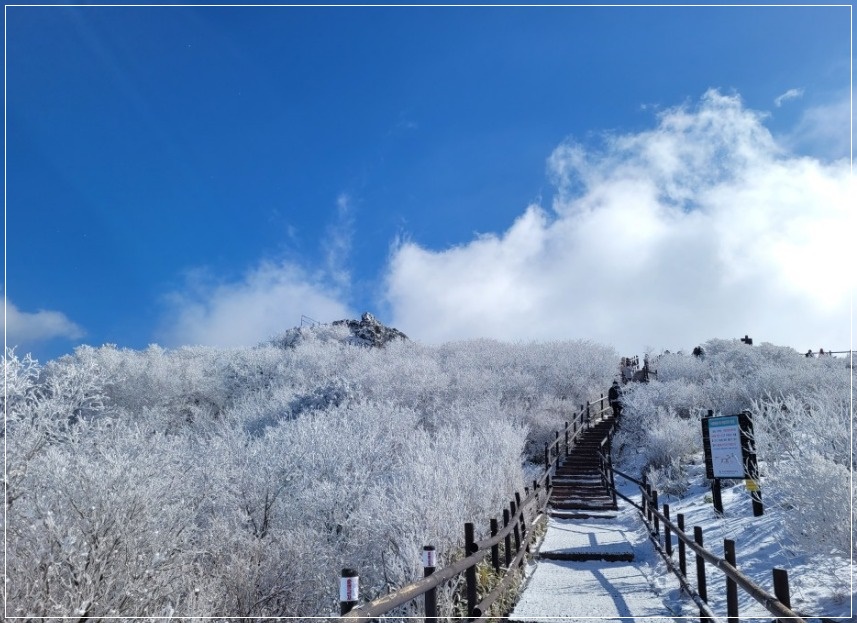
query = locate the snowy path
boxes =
[509,501,680,622]
[510,415,679,622]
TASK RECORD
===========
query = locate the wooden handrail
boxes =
[340,477,549,619]
[597,442,808,623]
[472,513,546,622]
[642,501,806,622]
[473,486,546,551]
[645,519,724,623]
[339,391,610,620]
[545,399,612,457]
[545,409,584,455]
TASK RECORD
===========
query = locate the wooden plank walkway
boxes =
[509,416,680,622]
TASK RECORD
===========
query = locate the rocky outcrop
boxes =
[269,312,407,349]
[332,312,408,348]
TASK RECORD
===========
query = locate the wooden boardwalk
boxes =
[509,416,680,622]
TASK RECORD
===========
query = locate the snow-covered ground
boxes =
[511,500,678,621]
[610,342,854,621]
[612,463,854,620]
[512,464,852,621]
[5,334,851,619]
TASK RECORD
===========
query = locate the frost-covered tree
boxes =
[614,339,853,556]
[4,331,615,618]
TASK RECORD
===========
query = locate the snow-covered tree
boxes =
[4,331,615,617]
[615,339,853,556]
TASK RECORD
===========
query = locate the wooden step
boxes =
[551,499,618,511]
[539,550,634,562]
[551,482,605,489]
[552,490,613,500]
[549,510,618,520]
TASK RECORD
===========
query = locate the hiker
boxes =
[622,360,635,384]
[608,381,622,417]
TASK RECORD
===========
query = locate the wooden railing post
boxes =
[663,504,672,557]
[608,450,617,508]
[641,474,648,517]
[652,490,660,537]
[646,484,654,525]
[773,567,791,623]
[340,568,359,615]
[725,539,739,623]
[515,491,526,541]
[677,513,687,577]
[510,500,521,554]
[490,518,500,571]
[422,546,437,623]
[544,442,549,471]
[586,401,591,427]
[694,526,708,623]
[503,508,512,567]
[564,421,569,456]
[464,523,477,619]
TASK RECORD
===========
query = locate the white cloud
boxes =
[383,90,853,356]
[5,298,85,346]
[785,93,851,160]
[323,193,355,290]
[159,261,353,348]
[774,88,804,107]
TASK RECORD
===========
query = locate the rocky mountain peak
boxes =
[269,312,408,349]
[332,312,408,348]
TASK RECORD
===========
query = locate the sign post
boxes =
[702,410,763,516]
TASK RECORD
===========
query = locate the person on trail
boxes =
[608,381,622,418]
[622,360,635,384]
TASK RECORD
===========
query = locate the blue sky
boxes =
[5,4,853,362]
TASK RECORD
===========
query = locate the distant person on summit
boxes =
[622,359,635,384]
[608,381,622,418]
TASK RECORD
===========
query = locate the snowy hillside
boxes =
[4,326,851,618]
[614,340,854,619]
[4,317,616,619]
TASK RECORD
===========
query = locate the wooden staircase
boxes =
[536,415,632,563]
[549,416,618,520]
[511,412,679,621]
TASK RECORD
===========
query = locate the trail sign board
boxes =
[701,411,763,516]
[701,412,754,480]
